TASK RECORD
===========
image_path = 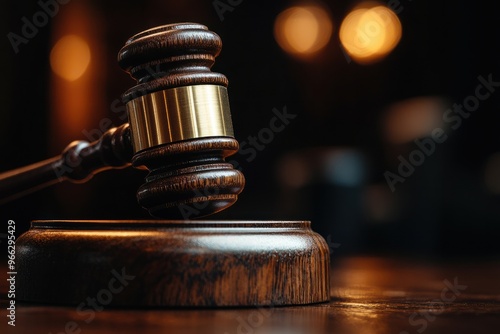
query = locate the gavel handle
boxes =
[0,124,133,204]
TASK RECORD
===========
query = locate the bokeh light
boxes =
[339,3,402,64]
[50,34,91,81]
[484,153,500,194]
[274,4,333,58]
[384,97,446,144]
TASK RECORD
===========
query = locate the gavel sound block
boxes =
[2,23,330,307]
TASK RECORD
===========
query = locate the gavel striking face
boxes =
[0,23,245,218]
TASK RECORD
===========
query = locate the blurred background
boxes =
[1,0,500,258]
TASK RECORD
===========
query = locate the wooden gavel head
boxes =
[0,23,244,218]
[118,23,244,218]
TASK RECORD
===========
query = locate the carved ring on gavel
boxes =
[0,23,245,218]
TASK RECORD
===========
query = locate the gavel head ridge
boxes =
[117,23,245,219]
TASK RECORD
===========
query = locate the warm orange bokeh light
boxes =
[340,3,402,64]
[384,97,445,144]
[50,35,91,81]
[484,153,500,194]
[274,5,333,58]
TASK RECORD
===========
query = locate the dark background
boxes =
[1,0,500,258]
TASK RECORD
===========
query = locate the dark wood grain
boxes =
[132,137,243,218]
[118,22,228,102]
[14,220,330,307]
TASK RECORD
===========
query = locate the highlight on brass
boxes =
[127,85,234,153]
[274,3,333,59]
[339,2,402,64]
[50,34,91,81]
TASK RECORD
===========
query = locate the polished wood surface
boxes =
[14,220,329,307]
[2,256,499,334]
[132,138,244,218]
[117,23,228,100]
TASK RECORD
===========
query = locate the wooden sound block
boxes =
[16,220,330,307]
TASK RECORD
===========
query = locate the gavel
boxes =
[6,23,330,308]
[0,23,245,218]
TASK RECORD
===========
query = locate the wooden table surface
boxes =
[1,256,499,334]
